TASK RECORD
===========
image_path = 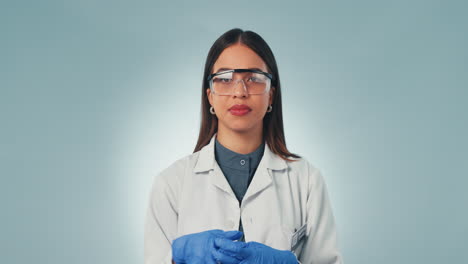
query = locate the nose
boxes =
[232,79,248,97]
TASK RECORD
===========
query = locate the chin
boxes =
[227,123,260,134]
[229,127,252,134]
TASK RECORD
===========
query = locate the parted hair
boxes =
[193,28,301,162]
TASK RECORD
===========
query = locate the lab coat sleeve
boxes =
[299,162,344,264]
[144,168,179,264]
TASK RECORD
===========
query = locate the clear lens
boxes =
[210,71,270,95]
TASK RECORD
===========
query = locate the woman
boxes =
[144,28,343,264]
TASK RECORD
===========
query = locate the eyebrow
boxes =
[214,67,265,73]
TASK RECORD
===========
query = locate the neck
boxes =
[216,125,264,155]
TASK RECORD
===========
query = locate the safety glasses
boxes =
[207,69,273,95]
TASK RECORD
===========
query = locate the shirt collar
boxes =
[193,132,288,173]
[214,136,264,171]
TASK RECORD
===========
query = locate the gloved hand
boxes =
[213,238,298,264]
[172,229,244,264]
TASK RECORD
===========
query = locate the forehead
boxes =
[212,44,267,73]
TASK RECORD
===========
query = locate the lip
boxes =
[229,104,252,111]
[229,104,251,116]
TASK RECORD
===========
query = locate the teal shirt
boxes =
[214,137,265,242]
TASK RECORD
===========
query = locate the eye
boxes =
[213,77,232,83]
[248,76,263,83]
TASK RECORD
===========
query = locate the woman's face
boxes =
[207,43,274,134]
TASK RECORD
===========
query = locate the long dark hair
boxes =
[193,28,301,162]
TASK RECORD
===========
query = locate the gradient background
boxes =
[1,0,467,263]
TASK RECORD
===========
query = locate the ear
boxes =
[206,88,213,105]
[268,86,275,105]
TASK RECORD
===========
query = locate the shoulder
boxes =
[285,155,320,176]
[154,146,207,186]
[285,155,325,189]
[151,150,202,186]
[147,150,204,208]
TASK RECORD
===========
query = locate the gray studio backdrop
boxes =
[1,0,467,263]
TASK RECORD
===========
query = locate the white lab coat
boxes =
[144,133,343,264]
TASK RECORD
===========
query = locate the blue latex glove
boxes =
[172,229,244,264]
[213,238,298,264]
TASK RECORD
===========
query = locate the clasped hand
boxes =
[172,229,298,264]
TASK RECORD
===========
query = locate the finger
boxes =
[212,248,242,264]
[214,238,246,254]
[209,229,225,235]
[221,230,243,240]
[219,248,243,259]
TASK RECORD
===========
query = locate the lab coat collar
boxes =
[193,132,288,173]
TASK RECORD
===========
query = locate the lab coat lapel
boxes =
[193,133,236,197]
[242,142,288,203]
[212,162,237,197]
[192,132,289,201]
[193,133,216,173]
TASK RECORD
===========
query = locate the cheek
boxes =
[253,98,269,110]
[213,99,229,110]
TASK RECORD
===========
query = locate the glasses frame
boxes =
[207,68,273,96]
